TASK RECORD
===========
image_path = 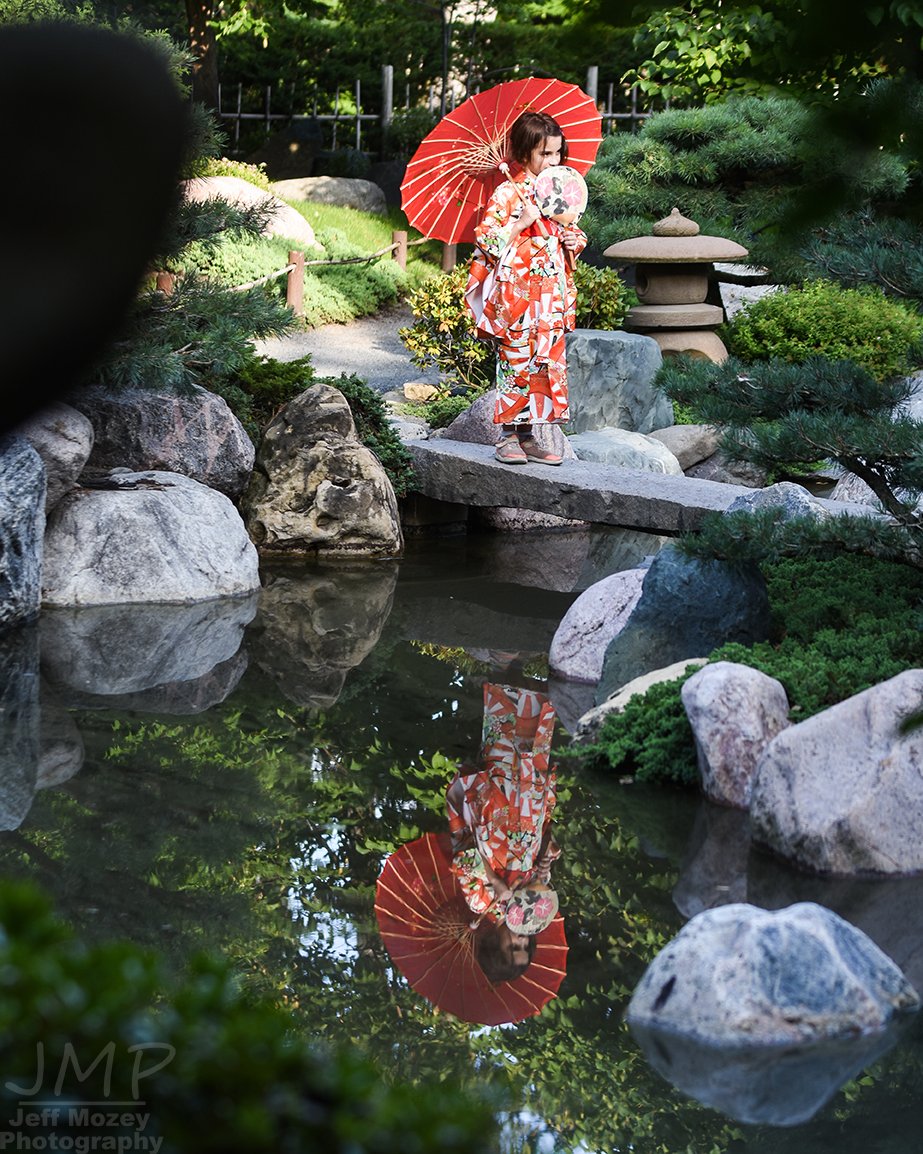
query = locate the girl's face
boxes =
[525,135,562,178]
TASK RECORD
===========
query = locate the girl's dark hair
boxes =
[473,921,538,983]
[507,111,568,166]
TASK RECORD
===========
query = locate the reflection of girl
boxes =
[446,683,560,955]
[473,920,536,983]
[467,111,587,466]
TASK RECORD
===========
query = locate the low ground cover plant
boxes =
[578,553,923,785]
[180,164,444,328]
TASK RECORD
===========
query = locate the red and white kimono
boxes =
[447,683,558,922]
[466,175,586,426]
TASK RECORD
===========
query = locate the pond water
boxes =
[1,528,921,1153]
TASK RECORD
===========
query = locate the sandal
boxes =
[519,437,563,466]
[495,435,527,464]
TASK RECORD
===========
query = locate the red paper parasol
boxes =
[400,77,602,244]
[375,831,567,1026]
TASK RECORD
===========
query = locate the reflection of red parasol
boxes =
[375,832,567,1026]
[400,77,602,244]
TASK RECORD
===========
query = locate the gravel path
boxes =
[254,303,441,395]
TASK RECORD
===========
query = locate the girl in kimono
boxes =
[467,111,587,465]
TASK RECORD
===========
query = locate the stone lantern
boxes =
[603,208,748,362]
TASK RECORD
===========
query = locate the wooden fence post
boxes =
[392,230,408,271]
[441,243,457,272]
[286,250,304,317]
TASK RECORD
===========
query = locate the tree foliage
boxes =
[659,353,923,564]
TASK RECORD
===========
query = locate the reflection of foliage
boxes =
[5,608,918,1151]
[412,643,493,676]
[0,883,495,1154]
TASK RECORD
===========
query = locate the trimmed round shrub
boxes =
[725,279,923,380]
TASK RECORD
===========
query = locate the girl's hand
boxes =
[513,201,542,234]
[561,228,579,251]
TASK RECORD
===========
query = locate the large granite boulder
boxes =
[42,470,260,606]
[750,669,923,875]
[15,402,94,510]
[681,661,790,809]
[686,450,767,488]
[0,435,45,630]
[596,544,772,703]
[271,176,387,214]
[829,469,922,513]
[627,901,919,1045]
[649,423,720,470]
[564,329,670,434]
[71,383,255,498]
[549,568,645,683]
[181,175,318,247]
[36,702,84,790]
[568,428,683,473]
[244,383,403,557]
[727,479,832,521]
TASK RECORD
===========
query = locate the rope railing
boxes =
[157,230,446,318]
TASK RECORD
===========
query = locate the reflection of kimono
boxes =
[448,683,557,921]
[466,175,586,426]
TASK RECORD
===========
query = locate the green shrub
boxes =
[400,266,494,393]
[387,107,438,156]
[725,280,923,379]
[402,391,478,430]
[199,155,271,189]
[579,553,923,785]
[0,882,495,1154]
[572,262,635,330]
[232,355,316,439]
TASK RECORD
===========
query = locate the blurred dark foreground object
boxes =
[0,22,186,429]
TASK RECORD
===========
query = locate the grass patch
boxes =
[182,200,445,329]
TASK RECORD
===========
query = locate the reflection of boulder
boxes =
[40,596,257,698]
[36,700,84,788]
[672,801,752,918]
[629,1019,908,1127]
[0,623,40,829]
[46,651,249,716]
[250,564,398,708]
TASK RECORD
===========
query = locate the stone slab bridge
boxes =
[405,438,851,534]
